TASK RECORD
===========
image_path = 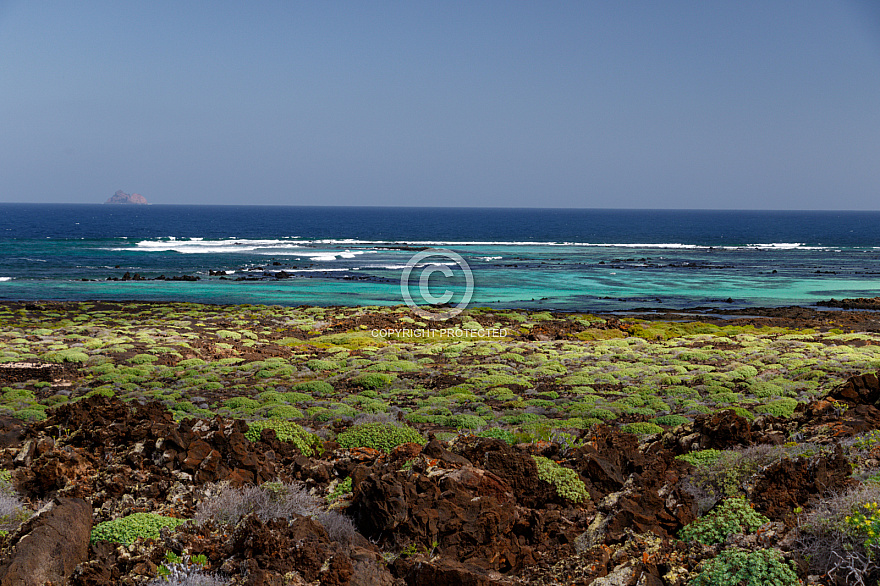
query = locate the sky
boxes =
[1,1,879,209]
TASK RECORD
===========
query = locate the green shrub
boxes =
[282,391,313,404]
[267,405,303,419]
[327,477,353,504]
[676,449,722,468]
[620,422,663,436]
[473,374,527,387]
[748,380,784,398]
[446,414,487,430]
[40,349,89,363]
[532,455,589,503]
[680,497,769,545]
[224,396,260,411]
[337,423,424,453]
[292,381,334,396]
[845,501,880,550]
[90,513,187,545]
[350,373,395,390]
[652,414,690,427]
[365,360,420,372]
[257,390,284,404]
[524,398,557,410]
[476,428,517,445]
[853,429,880,452]
[689,548,800,586]
[587,408,618,421]
[306,359,336,372]
[216,330,242,340]
[14,408,46,422]
[754,397,799,418]
[730,407,755,420]
[244,419,322,456]
[726,365,759,381]
[3,388,35,402]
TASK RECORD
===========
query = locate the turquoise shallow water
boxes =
[1,204,879,311]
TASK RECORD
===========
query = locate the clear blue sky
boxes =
[2,1,879,208]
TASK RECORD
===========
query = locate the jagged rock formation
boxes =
[104,190,148,205]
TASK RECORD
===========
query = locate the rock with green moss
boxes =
[244,419,322,456]
[532,455,589,503]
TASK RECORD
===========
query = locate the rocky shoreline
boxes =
[0,301,879,584]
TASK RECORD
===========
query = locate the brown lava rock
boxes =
[13,396,285,504]
[0,497,92,586]
[749,446,852,520]
[828,372,880,406]
[690,410,753,450]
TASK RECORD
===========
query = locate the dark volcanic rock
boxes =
[453,437,558,508]
[828,372,880,406]
[230,514,393,586]
[568,427,695,543]
[0,363,62,386]
[16,396,281,502]
[0,416,25,449]
[570,426,642,498]
[391,557,502,586]
[350,437,590,575]
[0,497,92,586]
[691,410,753,449]
[352,462,525,571]
[749,446,852,520]
[818,297,880,310]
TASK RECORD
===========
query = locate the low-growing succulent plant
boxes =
[689,548,800,586]
[244,419,322,455]
[620,422,663,436]
[326,477,353,505]
[532,455,589,503]
[90,512,187,545]
[680,497,769,545]
[337,422,424,453]
[476,428,518,445]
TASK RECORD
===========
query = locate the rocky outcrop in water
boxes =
[105,190,148,205]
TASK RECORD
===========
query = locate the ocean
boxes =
[1,204,879,312]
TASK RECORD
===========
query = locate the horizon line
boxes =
[1,202,879,213]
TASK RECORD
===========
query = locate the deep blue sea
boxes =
[1,204,879,312]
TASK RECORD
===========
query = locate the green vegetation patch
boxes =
[349,373,395,390]
[689,548,800,586]
[244,419,322,456]
[337,422,424,453]
[620,422,663,436]
[90,512,187,545]
[532,455,589,503]
[680,497,769,545]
